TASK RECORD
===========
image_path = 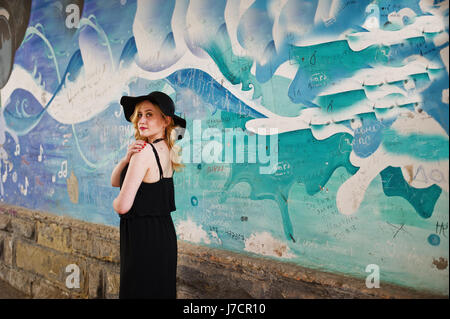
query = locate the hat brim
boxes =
[120,95,186,129]
[172,114,186,129]
[120,95,150,122]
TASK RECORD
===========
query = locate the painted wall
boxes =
[0,0,448,295]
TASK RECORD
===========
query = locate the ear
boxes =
[165,115,172,126]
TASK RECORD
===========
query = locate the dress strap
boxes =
[148,143,163,180]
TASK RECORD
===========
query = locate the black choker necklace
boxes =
[151,137,165,144]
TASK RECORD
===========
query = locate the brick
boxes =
[71,228,93,258]
[105,270,120,296]
[15,240,86,294]
[0,231,13,266]
[91,236,120,263]
[11,218,35,239]
[5,267,33,296]
[0,214,11,231]
[31,279,70,299]
[72,228,119,263]
[0,273,29,298]
[36,221,71,253]
[71,228,89,251]
[0,263,10,282]
[88,262,104,299]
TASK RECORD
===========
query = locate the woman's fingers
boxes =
[132,141,147,153]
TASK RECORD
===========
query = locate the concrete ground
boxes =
[0,279,30,299]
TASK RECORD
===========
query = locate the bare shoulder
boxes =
[146,143,172,170]
[139,144,158,163]
[147,142,170,157]
[126,144,153,168]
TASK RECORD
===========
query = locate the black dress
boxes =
[118,142,177,299]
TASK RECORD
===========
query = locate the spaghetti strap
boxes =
[149,143,163,180]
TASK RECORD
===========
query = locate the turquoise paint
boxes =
[284,164,448,293]
[380,166,442,218]
[191,196,199,206]
[218,114,357,241]
[289,40,389,71]
[428,234,440,246]
[315,89,367,113]
[383,128,449,161]
[258,75,306,117]
[410,72,431,86]
[203,23,262,99]
[288,40,389,105]
[197,26,303,118]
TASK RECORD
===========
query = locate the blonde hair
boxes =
[129,101,185,172]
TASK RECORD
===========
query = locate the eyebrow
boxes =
[137,109,154,113]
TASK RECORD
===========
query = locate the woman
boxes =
[110,91,186,299]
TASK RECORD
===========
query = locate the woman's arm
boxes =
[113,148,152,214]
[111,157,129,187]
[111,140,147,187]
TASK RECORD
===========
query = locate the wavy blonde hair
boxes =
[129,101,185,172]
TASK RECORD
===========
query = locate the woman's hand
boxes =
[123,140,147,163]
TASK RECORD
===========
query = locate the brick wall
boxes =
[0,204,119,298]
[0,204,445,299]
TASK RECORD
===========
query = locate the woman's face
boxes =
[136,101,169,140]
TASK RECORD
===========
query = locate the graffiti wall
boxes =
[0,0,448,295]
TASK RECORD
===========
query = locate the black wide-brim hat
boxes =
[120,91,186,129]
